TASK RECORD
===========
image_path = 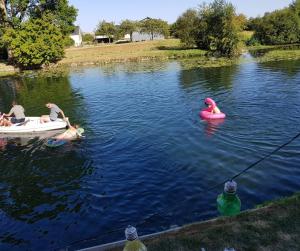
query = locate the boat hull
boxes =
[0,117,67,134]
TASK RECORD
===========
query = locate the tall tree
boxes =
[31,0,78,35]
[3,15,65,69]
[173,9,199,47]
[1,0,77,65]
[95,20,116,43]
[0,0,77,30]
[197,0,241,56]
[119,19,138,42]
[140,18,169,40]
[174,0,242,56]
[253,2,300,45]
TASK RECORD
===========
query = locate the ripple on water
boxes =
[0,59,300,250]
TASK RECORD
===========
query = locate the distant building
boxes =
[131,32,164,42]
[70,26,82,47]
[124,17,165,42]
[95,35,114,43]
[123,31,165,42]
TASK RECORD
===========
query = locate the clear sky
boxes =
[69,0,294,32]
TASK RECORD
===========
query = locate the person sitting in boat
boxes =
[0,113,12,127]
[54,119,84,140]
[204,97,221,114]
[40,103,67,123]
[3,101,26,124]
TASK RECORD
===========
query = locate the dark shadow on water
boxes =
[0,137,94,247]
[258,59,300,77]
[179,63,239,92]
[0,74,87,127]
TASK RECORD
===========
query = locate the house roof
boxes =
[71,26,81,36]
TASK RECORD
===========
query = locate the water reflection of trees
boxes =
[0,75,86,125]
[0,78,18,111]
[97,61,171,75]
[0,74,92,247]
[258,60,300,77]
[179,64,239,92]
[0,147,93,223]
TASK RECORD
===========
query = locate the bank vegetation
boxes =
[0,0,300,72]
[108,193,300,251]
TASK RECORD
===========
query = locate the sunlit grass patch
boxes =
[107,193,300,251]
[258,49,300,62]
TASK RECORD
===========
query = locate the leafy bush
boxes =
[140,18,170,40]
[173,9,199,47]
[82,33,94,43]
[197,0,242,56]
[252,1,300,45]
[3,17,64,69]
[64,36,75,47]
[246,36,261,46]
[174,0,243,56]
[95,20,116,43]
[119,20,139,42]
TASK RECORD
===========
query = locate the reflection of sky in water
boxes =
[0,57,300,250]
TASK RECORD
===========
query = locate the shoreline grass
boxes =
[1,40,300,77]
[107,193,300,251]
[0,62,18,77]
[58,39,207,67]
[257,49,300,62]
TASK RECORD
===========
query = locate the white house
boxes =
[70,26,82,47]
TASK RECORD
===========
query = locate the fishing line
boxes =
[206,131,300,192]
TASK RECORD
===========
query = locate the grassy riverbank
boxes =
[59,39,207,66]
[258,49,300,62]
[0,61,18,77]
[1,40,300,77]
[108,193,300,251]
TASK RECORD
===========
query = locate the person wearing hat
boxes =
[54,118,84,140]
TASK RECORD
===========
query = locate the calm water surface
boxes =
[0,58,300,250]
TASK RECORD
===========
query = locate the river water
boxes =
[0,57,300,250]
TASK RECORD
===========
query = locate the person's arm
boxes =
[59,109,67,121]
[3,108,13,117]
[65,118,72,128]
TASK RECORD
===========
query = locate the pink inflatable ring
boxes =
[200,110,226,119]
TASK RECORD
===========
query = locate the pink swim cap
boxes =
[205,98,216,108]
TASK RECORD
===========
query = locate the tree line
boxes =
[173,0,300,55]
[246,0,300,45]
[93,18,169,43]
[0,0,299,69]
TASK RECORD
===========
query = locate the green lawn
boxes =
[109,193,300,251]
[59,39,207,66]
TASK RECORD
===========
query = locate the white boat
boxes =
[0,117,67,134]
